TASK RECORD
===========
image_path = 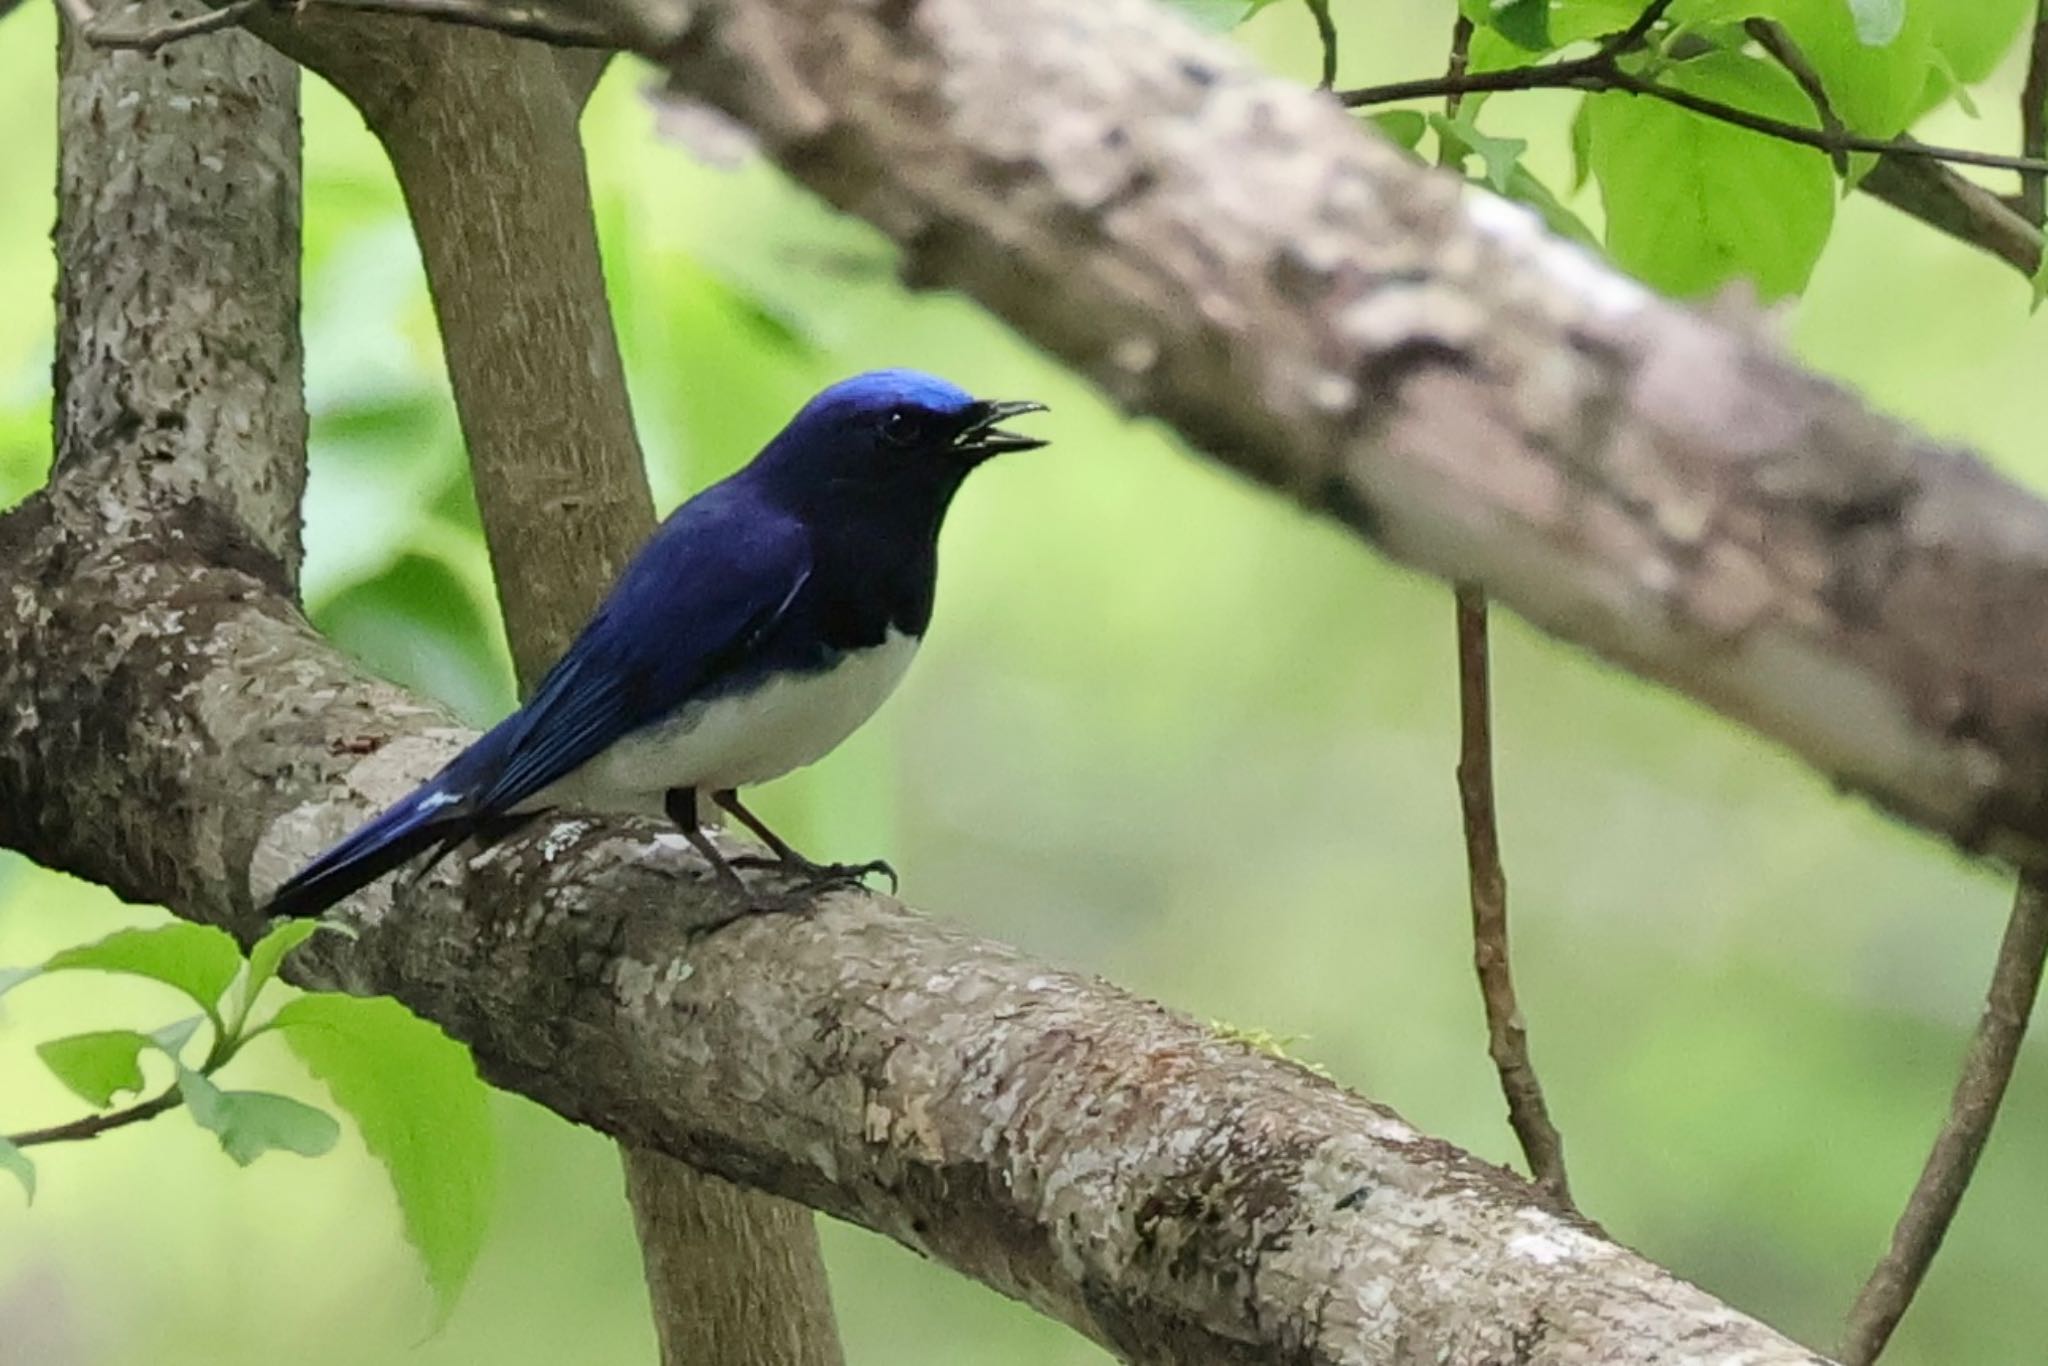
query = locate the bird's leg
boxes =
[664,787,751,901]
[712,789,898,894]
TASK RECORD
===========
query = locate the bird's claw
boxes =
[730,854,898,895]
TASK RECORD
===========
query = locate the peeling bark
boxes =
[0,476,1828,1364]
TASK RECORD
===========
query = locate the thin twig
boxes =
[62,0,261,52]
[7,1090,181,1147]
[2022,1,2048,224]
[1441,12,1473,121]
[1595,0,1672,59]
[1746,17,1847,176]
[1303,0,1336,90]
[1452,586,1572,1207]
[1839,878,2048,1365]
[1339,48,2048,177]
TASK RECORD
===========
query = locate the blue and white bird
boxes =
[264,370,1047,920]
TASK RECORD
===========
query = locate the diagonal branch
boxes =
[1839,877,2048,1365]
[0,467,1833,1365]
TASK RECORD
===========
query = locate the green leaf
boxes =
[1927,0,2030,86]
[239,919,323,1022]
[1587,51,1835,299]
[1369,110,1428,151]
[1501,163,1602,246]
[42,924,242,1016]
[1764,0,1934,137]
[1569,96,1595,190]
[1551,0,1660,46]
[0,1136,32,1204]
[176,1065,341,1166]
[0,965,36,998]
[1429,110,1529,193]
[277,995,497,1313]
[36,1030,152,1108]
[151,1015,205,1060]
[1486,0,1551,51]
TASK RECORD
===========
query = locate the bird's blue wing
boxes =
[463,503,814,815]
[262,489,810,922]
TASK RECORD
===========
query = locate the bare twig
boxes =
[1452,586,1571,1206]
[2022,1,2048,224]
[62,0,261,52]
[7,1090,180,1147]
[1839,878,2048,1365]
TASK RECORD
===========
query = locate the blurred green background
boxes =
[4,4,2047,1362]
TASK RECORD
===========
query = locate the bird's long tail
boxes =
[262,784,471,922]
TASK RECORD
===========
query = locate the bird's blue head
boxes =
[748,370,1047,515]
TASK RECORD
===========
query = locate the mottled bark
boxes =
[232,13,845,1363]
[0,474,1827,1363]
[55,1,303,573]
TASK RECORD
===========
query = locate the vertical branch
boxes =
[54,5,304,574]
[1453,587,1570,1205]
[1431,15,1573,1207]
[1304,0,1336,90]
[2022,1,2048,225]
[244,12,845,1364]
[1839,878,2048,1365]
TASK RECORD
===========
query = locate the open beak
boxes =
[955,399,1049,458]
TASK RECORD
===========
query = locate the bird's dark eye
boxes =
[879,408,925,448]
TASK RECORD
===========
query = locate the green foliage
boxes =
[276,994,498,1314]
[0,1134,32,1203]
[6,905,493,1318]
[1926,0,2032,85]
[236,918,325,1030]
[1587,52,1834,298]
[1463,0,1551,51]
[1370,110,1428,150]
[35,1029,152,1108]
[1432,111,1600,244]
[175,1064,342,1166]
[38,923,243,1026]
[1766,0,1935,138]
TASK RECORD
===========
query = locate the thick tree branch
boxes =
[0,472,1830,1364]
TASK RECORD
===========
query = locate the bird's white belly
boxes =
[535,629,919,811]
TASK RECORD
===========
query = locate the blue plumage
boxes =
[265,370,1047,919]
